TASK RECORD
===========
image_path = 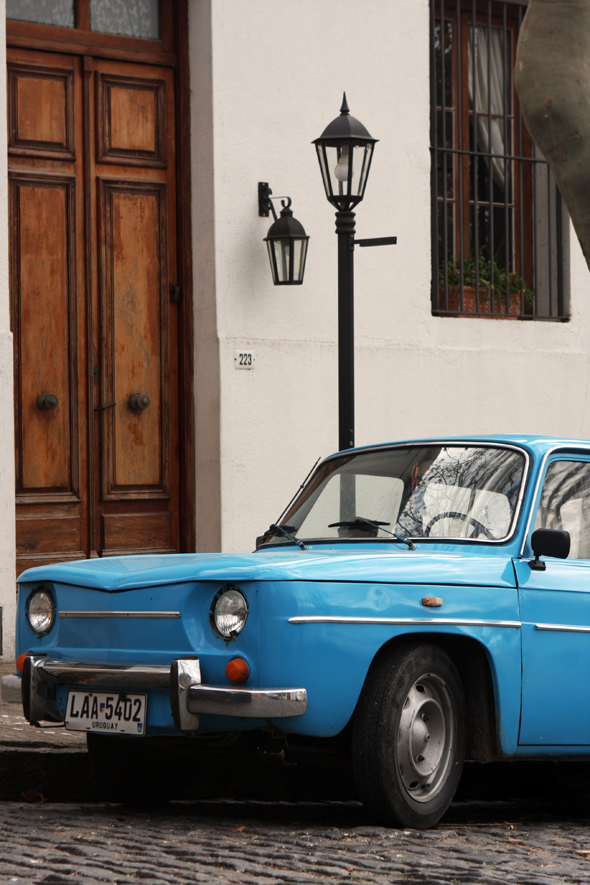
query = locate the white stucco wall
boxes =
[0,0,17,660]
[190,0,590,553]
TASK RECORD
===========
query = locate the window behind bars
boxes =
[430,0,569,319]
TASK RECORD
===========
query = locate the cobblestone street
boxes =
[3,661,590,884]
[2,795,590,884]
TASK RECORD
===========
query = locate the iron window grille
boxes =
[430,0,569,319]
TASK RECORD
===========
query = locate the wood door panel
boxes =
[8,61,75,159]
[102,511,173,555]
[10,172,79,501]
[98,178,170,501]
[96,72,166,167]
[16,515,82,556]
[9,42,182,570]
[16,552,87,578]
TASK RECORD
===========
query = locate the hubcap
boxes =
[397,673,455,802]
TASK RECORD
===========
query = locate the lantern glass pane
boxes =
[266,241,279,284]
[353,143,374,198]
[293,238,308,283]
[325,145,351,200]
[317,142,374,207]
[272,240,291,283]
[334,144,352,198]
[316,145,332,200]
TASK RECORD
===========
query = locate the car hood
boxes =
[17,547,517,591]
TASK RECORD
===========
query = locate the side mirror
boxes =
[529,528,570,570]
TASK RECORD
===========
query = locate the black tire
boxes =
[352,642,466,829]
[87,733,174,805]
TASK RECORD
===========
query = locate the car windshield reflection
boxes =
[269,444,526,545]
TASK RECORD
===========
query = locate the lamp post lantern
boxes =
[313,94,378,451]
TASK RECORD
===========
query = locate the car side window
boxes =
[534,460,590,559]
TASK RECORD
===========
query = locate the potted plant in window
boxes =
[438,252,534,316]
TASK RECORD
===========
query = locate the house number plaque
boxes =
[234,351,256,370]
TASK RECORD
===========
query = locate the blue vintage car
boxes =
[3,435,588,827]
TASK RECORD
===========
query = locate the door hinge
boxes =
[170,283,181,303]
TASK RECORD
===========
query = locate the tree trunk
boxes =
[515,0,590,270]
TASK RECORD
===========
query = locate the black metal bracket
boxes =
[354,236,397,248]
[258,182,292,222]
[170,283,181,303]
[258,182,273,217]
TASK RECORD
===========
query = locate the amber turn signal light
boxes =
[225,657,249,683]
[422,597,443,608]
[16,653,30,673]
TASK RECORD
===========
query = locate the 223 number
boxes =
[234,350,255,370]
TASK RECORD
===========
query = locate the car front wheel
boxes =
[352,642,465,829]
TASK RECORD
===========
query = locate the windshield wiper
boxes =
[260,524,308,551]
[256,457,322,552]
[328,517,416,550]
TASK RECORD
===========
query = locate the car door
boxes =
[515,456,590,746]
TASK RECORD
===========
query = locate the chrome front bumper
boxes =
[20,656,307,732]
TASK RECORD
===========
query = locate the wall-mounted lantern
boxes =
[258,182,309,285]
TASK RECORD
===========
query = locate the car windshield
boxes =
[273,444,526,544]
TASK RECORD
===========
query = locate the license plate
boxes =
[65,691,147,736]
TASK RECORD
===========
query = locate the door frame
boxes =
[6,0,196,554]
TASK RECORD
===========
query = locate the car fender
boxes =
[257,579,521,752]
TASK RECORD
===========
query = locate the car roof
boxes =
[323,435,590,462]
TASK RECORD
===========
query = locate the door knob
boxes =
[37,394,58,411]
[129,393,150,411]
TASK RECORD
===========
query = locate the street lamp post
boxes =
[314,95,395,452]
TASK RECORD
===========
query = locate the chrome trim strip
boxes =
[31,658,171,688]
[519,444,590,558]
[288,616,521,628]
[59,611,181,619]
[535,623,590,634]
[187,684,307,719]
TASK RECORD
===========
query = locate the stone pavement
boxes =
[1,797,590,884]
[5,660,590,884]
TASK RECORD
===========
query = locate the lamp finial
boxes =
[340,93,350,115]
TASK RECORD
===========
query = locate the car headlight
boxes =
[27,586,55,636]
[210,585,248,639]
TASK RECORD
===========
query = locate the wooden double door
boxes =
[9,46,180,575]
